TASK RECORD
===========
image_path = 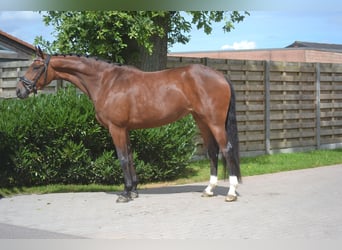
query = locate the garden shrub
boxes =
[131,117,196,182]
[0,131,17,186]
[0,87,197,187]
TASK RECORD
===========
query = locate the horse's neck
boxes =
[50,56,104,100]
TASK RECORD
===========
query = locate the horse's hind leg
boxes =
[222,148,239,202]
[209,125,239,202]
[202,135,220,197]
[193,116,219,197]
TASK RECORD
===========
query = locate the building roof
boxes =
[169,41,342,64]
[0,29,35,61]
[286,41,342,51]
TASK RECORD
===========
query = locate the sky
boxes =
[0,10,342,53]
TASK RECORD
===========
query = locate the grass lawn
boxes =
[174,148,342,184]
[1,148,342,197]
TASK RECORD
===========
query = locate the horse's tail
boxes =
[225,78,242,182]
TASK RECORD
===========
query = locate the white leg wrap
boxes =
[228,176,238,196]
[204,175,218,196]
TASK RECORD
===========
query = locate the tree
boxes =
[35,11,249,71]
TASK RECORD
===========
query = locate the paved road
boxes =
[0,165,342,239]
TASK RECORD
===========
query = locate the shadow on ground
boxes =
[107,184,231,197]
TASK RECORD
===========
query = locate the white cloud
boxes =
[221,40,257,50]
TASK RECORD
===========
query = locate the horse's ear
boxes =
[35,46,45,59]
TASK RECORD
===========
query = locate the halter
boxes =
[20,55,51,94]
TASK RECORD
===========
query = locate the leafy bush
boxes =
[132,118,196,182]
[0,131,17,186]
[0,87,196,187]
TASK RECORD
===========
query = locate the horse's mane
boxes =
[52,53,123,67]
[49,53,143,73]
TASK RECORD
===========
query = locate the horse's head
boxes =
[16,46,51,99]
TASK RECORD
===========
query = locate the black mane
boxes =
[52,53,122,66]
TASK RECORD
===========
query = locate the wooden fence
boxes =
[167,57,342,156]
[1,58,342,156]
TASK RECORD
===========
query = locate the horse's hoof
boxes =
[225,195,237,202]
[116,194,132,203]
[130,191,139,199]
[201,191,214,197]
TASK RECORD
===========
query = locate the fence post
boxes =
[55,79,63,92]
[315,63,321,149]
[201,57,208,66]
[264,60,271,154]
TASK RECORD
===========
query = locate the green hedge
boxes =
[0,87,196,188]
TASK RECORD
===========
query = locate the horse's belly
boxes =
[128,105,190,129]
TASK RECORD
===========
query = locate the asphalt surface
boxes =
[0,164,342,239]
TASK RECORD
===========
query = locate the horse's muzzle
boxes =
[16,81,30,99]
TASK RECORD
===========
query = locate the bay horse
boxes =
[16,47,241,203]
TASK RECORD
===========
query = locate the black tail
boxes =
[225,78,241,182]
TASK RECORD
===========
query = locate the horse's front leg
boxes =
[127,137,139,199]
[116,148,134,203]
[109,126,134,203]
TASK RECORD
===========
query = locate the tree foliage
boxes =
[36,11,166,62]
[36,11,249,66]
